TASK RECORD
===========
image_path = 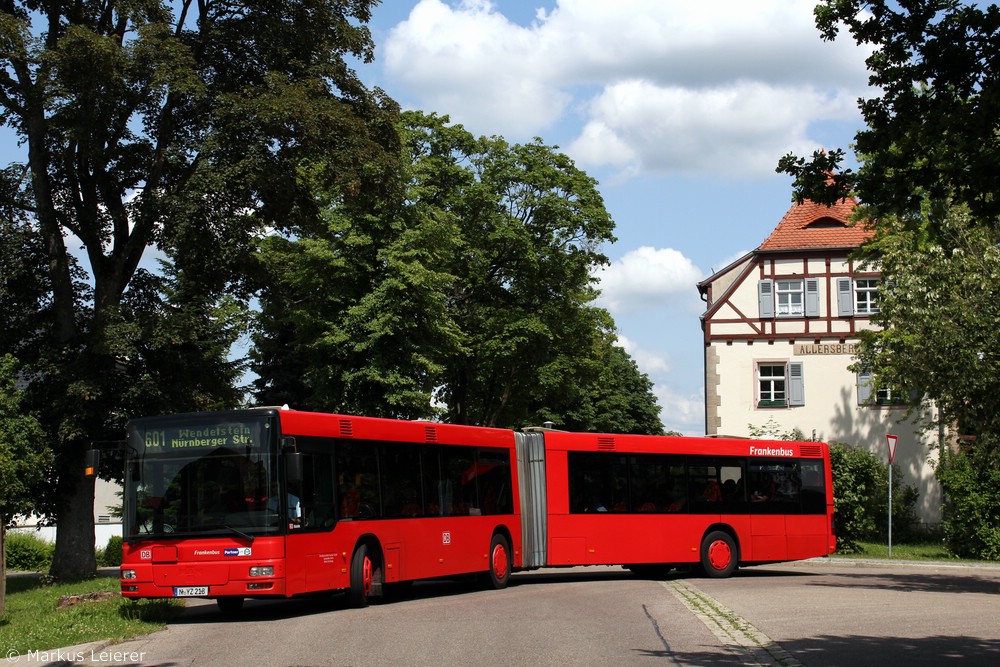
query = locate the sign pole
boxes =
[886,434,898,559]
[888,463,893,558]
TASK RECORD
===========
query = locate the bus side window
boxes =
[336,443,380,519]
[800,462,826,514]
[380,443,423,518]
[749,461,801,514]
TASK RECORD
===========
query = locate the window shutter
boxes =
[758,279,774,318]
[788,362,805,406]
[805,278,820,317]
[837,277,853,316]
[857,371,873,405]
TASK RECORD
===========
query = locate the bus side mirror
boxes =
[285,451,303,484]
[84,449,100,477]
[282,436,302,485]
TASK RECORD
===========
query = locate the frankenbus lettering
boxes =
[749,445,794,457]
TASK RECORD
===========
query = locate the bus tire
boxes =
[700,530,738,578]
[216,596,244,615]
[487,533,511,589]
[349,543,375,608]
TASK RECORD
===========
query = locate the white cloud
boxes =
[568,80,855,179]
[383,0,571,135]
[612,334,703,435]
[381,0,872,178]
[614,334,670,375]
[595,246,703,314]
[654,384,705,436]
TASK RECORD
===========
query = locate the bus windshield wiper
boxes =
[220,524,254,543]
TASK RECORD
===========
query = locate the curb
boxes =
[803,555,1000,570]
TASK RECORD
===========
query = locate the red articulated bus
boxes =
[117,407,835,613]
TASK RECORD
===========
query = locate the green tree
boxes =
[778,1,1000,557]
[0,354,51,615]
[937,436,1000,559]
[0,1,399,580]
[529,320,663,434]
[778,1,1000,225]
[853,205,1000,437]
[253,111,663,433]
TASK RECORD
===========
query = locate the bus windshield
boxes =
[124,414,280,541]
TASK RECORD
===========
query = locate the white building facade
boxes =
[10,478,122,548]
[698,196,943,526]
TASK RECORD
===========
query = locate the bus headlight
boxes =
[249,566,273,577]
[121,569,137,580]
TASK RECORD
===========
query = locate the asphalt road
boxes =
[10,559,1000,667]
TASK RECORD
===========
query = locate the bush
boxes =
[829,443,919,553]
[97,535,124,567]
[937,441,1000,560]
[4,531,54,571]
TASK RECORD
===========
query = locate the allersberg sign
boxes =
[794,343,858,356]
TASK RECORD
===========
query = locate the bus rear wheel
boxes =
[349,543,376,607]
[487,533,511,589]
[700,531,738,578]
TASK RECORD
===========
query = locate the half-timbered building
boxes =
[698,194,943,526]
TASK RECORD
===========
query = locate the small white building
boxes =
[698,194,943,526]
[10,478,123,549]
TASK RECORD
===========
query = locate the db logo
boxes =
[442,531,451,545]
[140,549,152,560]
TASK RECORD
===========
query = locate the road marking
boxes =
[664,580,803,667]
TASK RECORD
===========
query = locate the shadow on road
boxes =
[780,633,1000,666]
[804,570,1000,595]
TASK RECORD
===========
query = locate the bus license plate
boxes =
[174,586,208,597]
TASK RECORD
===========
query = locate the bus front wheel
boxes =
[349,543,376,607]
[700,531,738,578]
[487,533,511,589]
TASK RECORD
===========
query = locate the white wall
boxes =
[709,341,943,525]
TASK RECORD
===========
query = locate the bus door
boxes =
[748,460,791,562]
[785,459,829,559]
[282,442,342,595]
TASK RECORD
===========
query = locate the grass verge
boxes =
[833,541,994,563]
[1,574,183,655]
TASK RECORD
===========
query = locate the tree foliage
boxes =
[829,443,918,553]
[0,0,399,580]
[0,354,50,615]
[779,1,1000,225]
[253,111,663,434]
[853,206,1000,436]
[780,2,1000,557]
[937,437,1000,560]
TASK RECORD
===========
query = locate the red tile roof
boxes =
[758,196,873,251]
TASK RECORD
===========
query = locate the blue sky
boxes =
[358,0,874,434]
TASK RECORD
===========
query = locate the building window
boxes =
[758,361,805,408]
[758,364,786,406]
[857,370,910,407]
[759,278,819,318]
[838,276,881,316]
[776,280,803,316]
[855,279,879,314]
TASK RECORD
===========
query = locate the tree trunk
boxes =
[49,465,96,582]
